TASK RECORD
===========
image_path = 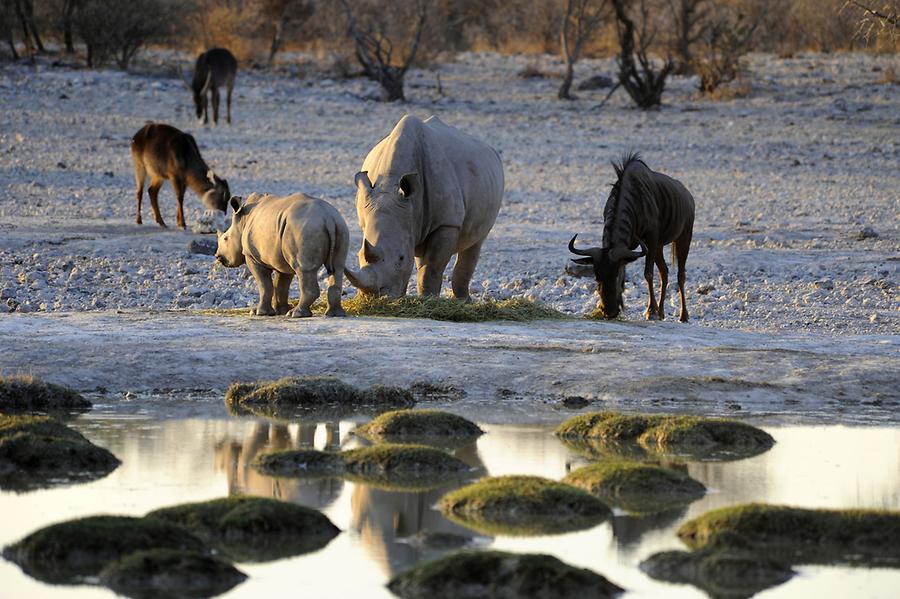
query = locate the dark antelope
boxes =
[568,152,695,322]
[191,48,237,125]
[130,123,230,229]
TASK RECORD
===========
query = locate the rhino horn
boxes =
[345,266,377,293]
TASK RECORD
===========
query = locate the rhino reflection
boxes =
[215,420,343,510]
[349,440,487,576]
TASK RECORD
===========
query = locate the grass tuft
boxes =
[0,375,91,414]
[200,295,567,323]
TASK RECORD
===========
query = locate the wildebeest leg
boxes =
[273,271,293,315]
[654,247,669,320]
[147,177,166,228]
[201,92,209,125]
[451,240,484,302]
[417,226,457,296]
[643,251,659,320]
[133,160,145,225]
[171,177,187,229]
[674,230,692,323]
[226,79,233,124]
[290,267,320,318]
[212,87,220,125]
[325,269,346,317]
[247,258,276,316]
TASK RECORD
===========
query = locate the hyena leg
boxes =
[290,266,320,318]
[451,240,484,302]
[133,159,145,225]
[325,268,346,317]
[147,177,166,228]
[246,258,276,316]
[654,247,669,320]
[273,271,293,315]
[226,80,233,124]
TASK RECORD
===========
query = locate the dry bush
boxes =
[842,0,900,43]
[186,0,268,62]
[693,8,759,94]
[612,0,674,109]
[877,63,898,82]
[74,0,174,69]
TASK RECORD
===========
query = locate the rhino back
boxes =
[242,194,346,273]
[361,115,503,249]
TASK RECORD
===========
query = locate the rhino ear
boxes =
[398,172,418,199]
[229,196,243,214]
[355,171,373,192]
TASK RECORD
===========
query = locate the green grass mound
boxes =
[387,550,624,599]
[556,412,774,461]
[0,415,120,491]
[563,461,706,514]
[146,496,339,563]
[251,449,345,477]
[342,443,471,490]
[678,503,900,566]
[355,410,483,443]
[408,381,468,402]
[202,295,566,322]
[0,376,92,414]
[99,549,247,599]
[225,375,415,420]
[640,549,794,599]
[2,515,206,584]
[440,475,611,536]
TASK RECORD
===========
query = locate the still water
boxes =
[1,398,899,599]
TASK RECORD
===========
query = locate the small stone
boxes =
[187,239,217,256]
[856,226,878,240]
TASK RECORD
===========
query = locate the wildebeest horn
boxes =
[345,266,376,292]
[568,234,603,259]
[610,239,648,263]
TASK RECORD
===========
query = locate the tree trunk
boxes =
[267,18,283,67]
[13,0,34,56]
[378,66,405,102]
[63,0,76,54]
[6,32,18,59]
[558,61,575,99]
[22,0,43,52]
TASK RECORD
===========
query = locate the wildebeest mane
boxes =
[603,151,647,246]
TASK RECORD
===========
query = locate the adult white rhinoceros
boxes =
[345,115,504,299]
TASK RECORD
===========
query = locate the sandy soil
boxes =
[0,51,897,414]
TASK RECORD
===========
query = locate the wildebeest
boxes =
[344,115,504,299]
[192,48,237,125]
[568,152,694,322]
[215,193,349,318]
[130,123,230,229]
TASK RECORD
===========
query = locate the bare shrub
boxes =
[253,0,315,66]
[74,0,173,69]
[665,0,711,74]
[338,0,431,101]
[693,9,760,94]
[558,0,613,100]
[611,0,673,109]
[1,2,17,59]
[877,64,898,82]
[842,1,900,43]
[518,62,552,79]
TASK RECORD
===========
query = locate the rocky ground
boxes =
[0,50,897,337]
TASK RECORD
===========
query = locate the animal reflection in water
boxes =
[214,421,488,575]
[350,440,488,576]
[214,420,343,510]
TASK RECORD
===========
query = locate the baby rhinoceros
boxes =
[215,193,349,318]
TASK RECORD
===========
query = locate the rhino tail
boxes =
[324,221,336,276]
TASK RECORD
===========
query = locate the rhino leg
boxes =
[247,258,276,316]
[451,240,484,302]
[416,227,457,297]
[273,271,293,315]
[325,269,346,317]
[290,267,319,318]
